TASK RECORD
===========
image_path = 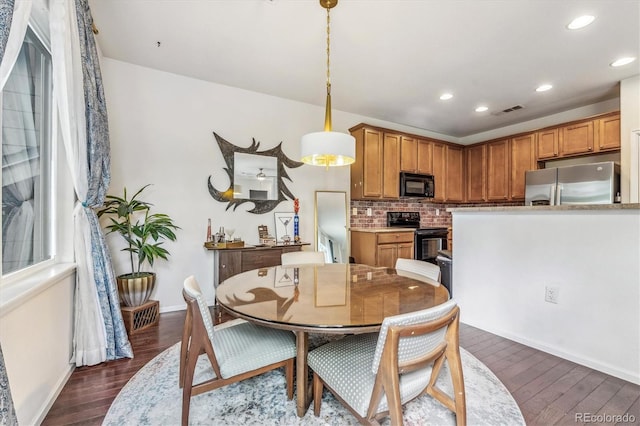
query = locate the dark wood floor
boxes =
[43,309,639,426]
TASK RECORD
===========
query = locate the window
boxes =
[2,27,54,275]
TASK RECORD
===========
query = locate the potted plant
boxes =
[98,184,180,307]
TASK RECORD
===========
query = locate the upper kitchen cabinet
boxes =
[401,136,434,174]
[465,143,486,202]
[486,139,510,201]
[445,145,465,202]
[537,128,559,160]
[510,133,536,200]
[350,124,400,200]
[350,125,382,199]
[431,142,447,202]
[560,119,594,156]
[383,133,401,198]
[400,136,417,172]
[595,113,621,152]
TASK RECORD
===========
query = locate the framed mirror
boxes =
[233,153,278,200]
[315,191,348,263]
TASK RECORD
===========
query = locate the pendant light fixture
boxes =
[300,0,355,168]
[256,168,266,181]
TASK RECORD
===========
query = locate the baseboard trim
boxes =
[33,363,75,426]
[462,321,640,385]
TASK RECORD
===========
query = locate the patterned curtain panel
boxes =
[50,0,132,365]
[1,2,25,425]
[73,0,133,362]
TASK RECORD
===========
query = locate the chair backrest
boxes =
[183,275,216,343]
[281,250,325,266]
[371,299,458,374]
[395,257,441,283]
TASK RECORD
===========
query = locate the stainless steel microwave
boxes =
[400,172,435,198]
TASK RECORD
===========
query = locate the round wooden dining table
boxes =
[215,263,449,417]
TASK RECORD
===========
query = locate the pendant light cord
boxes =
[323,3,333,132]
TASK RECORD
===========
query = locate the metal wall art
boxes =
[207,132,303,214]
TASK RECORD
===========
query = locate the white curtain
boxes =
[1,0,32,423]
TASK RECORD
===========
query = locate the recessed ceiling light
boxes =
[536,84,553,92]
[475,106,488,112]
[610,57,636,67]
[567,15,595,30]
[440,93,453,100]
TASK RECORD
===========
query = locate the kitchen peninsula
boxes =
[448,203,640,385]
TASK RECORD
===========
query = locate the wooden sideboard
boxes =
[206,243,309,287]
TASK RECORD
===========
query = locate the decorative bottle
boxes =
[206,218,212,241]
[293,198,300,243]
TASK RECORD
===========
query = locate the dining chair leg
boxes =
[313,373,323,416]
[285,358,294,400]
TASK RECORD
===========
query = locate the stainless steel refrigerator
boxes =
[524,161,620,205]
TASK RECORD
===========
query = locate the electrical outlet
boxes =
[352,207,357,216]
[366,208,372,216]
[436,208,440,216]
[545,286,559,304]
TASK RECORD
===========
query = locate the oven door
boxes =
[414,231,447,264]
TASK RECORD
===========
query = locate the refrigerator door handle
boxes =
[549,184,556,206]
[555,184,562,205]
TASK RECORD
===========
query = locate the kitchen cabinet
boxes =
[486,139,510,201]
[401,137,434,175]
[400,136,417,172]
[211,244,305,287]
[595,113,621,152]
[465,143,486,202]
[446,145,465,202]
[350,125,400,199]
[383,133,401,198]
[536,128,559,160]
[350,126,382,199]
[510,133,536,200]
[431,142,447,202]
[560,120,594,156]
[351,230,414,269]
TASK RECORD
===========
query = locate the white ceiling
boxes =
[88,0,640,140]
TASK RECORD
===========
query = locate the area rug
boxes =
[104,320,524,425]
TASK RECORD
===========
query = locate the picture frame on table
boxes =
[273,212,295,243]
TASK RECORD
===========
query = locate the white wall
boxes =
[452,208,640,384]
[100,58,428,311]
[621,75,640,202]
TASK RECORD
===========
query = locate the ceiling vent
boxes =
[491,104,525,116]
[502,104,524,113]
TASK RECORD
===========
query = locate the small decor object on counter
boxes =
[293,198,300,243]
[274,212,294,244]
[206,218,212,242]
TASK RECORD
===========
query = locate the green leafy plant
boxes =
[97,184,180,277]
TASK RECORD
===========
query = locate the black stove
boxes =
[387,212,448,265]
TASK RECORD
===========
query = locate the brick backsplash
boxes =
[350,200,523,229]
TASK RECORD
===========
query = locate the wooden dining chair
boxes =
[281,250,325,266]
[179,276,296,425]
[395,257,441,283]
[308,299,466,426]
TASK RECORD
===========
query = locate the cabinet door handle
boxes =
[222,264,226,268]
[588,147,593,151]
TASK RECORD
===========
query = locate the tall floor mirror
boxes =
[315,191,349,263]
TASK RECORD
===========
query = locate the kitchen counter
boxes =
[350,227,417,233]
[447,203,640,213]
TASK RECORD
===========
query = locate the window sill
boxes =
[0,262,76,317]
